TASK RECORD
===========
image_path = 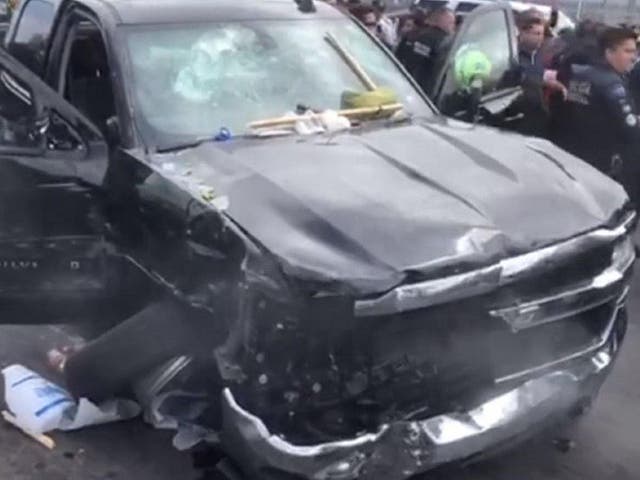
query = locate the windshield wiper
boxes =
[156,138,210,154]
[155,128,234,154]
[247,103,406,132]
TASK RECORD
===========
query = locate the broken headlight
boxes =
[612,235,635,273]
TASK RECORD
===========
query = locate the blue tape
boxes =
[10,374,40,388]
[35,397,75,418]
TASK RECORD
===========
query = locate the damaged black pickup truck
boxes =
[0,0,635,479]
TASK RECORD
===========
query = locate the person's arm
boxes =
[542,69,567,98]
[521,52,567,97]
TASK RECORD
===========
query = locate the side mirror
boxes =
[0,69,37,123]
[465,78,483,123]
[0,69,49,149]
[105,115,121,146]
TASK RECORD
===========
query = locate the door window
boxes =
[60,19,116,131]
[9,0,56,76]
[0,48,102,153]
[437,9,514,108]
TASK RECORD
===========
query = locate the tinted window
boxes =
[10,0,55,75]
[62,20,115,129]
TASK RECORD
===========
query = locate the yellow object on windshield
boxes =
[341,87,399,109]
[247,103,404,131]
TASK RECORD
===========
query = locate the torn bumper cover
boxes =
[221,321,623,480]
[216,215,635,480]
[218,207,635,480]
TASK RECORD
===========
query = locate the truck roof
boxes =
[95,0,342,25]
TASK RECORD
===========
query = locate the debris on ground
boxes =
[145,391,219,451]
[2,364,140,435]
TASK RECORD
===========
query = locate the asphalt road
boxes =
[0,279,638,480]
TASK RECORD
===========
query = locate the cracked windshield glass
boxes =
[124,19,431,146]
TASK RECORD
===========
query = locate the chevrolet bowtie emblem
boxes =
[490,304,541,332]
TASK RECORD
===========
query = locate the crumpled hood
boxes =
[152,118,628,295]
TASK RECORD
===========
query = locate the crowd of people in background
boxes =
[326,0,640,204]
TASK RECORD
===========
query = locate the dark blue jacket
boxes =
[518,48,545,85]
[396,25,450,96]
[630,61,640,111]
[554,63,640,202]
[516,48,548,137]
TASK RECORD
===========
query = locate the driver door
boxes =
[430,3,523,128]
[0,46,114,323]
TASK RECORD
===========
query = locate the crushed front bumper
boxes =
[220,306,626,480]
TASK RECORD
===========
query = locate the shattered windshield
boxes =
[124,19,432,147]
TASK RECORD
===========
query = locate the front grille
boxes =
[359,242,628,413]
[249,233,632,441]
[498,243,613,301]
[488,301,614,380]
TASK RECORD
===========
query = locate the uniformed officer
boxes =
[395,7,456,96]
[553,27,640,202]
[630,59,640,109]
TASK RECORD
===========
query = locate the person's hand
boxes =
[547,79,568,99]
[542,70,567,98]
[543,69,558,84]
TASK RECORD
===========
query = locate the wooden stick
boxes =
[248,103,404,130]
[325,33,377,91]
[2,411,56,450]
[339,103,404,118]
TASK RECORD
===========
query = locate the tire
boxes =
[64,298,213,401]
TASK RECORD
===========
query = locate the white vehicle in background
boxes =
[500,0,575,31]
[397,0,576,33]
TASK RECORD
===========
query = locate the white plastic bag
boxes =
[293,110,351,136]
[2,364,141,434]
